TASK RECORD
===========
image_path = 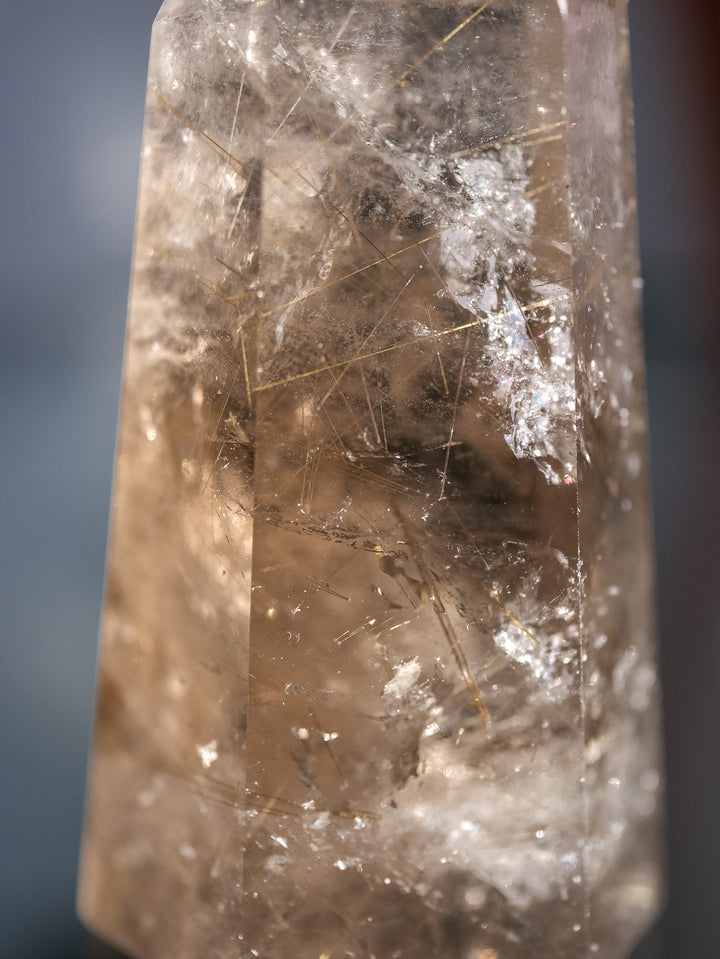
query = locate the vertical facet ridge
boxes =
[566,1,665,955]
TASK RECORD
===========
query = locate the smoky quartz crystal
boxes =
[78,2,664,957]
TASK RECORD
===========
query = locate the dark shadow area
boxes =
[81,938,132,959]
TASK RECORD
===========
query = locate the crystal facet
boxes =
[79,2,664,957]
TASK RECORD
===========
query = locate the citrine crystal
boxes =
[78,1,664,957]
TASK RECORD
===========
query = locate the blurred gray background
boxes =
[1,1,718,956]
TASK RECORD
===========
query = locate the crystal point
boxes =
[79,1,664,957]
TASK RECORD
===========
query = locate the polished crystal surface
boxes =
[78,1,664,957]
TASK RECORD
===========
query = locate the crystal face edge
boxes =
[566,1,665,952]
[78,2,664,958]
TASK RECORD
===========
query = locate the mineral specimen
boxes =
[78,1,664,957]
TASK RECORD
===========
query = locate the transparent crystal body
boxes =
[78,2,664,957]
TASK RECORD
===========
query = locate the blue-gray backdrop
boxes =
[1,2,718,956]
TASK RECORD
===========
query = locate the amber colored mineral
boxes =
[78,2,664,957]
